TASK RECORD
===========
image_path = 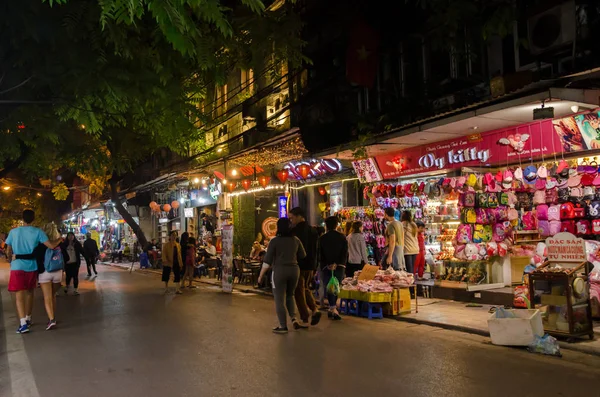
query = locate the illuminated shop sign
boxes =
[278,196,288,218]
[285,159,343,180]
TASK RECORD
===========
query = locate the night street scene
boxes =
[3,1,600,396]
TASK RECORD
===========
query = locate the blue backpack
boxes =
[44,248,64,272]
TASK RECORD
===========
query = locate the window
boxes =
[241,69,255,94]
[214,84,228,117]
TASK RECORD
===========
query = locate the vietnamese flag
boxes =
[346,20,379,88]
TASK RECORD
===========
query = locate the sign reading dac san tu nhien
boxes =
[545,232,587,263]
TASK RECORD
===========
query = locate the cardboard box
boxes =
[399,288,411,314]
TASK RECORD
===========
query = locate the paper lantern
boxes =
[162,204,171,212]
[258,175,271,188]
[171,200,180,209]
[241,179,252,191]
[318,186,326,196]
[296,164,311,179]
[149,201,158,209]
[318,202,327,212]
[152,205,161,213]
[276,170,289,184]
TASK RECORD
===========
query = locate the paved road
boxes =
[1,261,600,397]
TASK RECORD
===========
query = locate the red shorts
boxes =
[8,270,38,292]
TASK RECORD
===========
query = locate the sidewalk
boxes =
[397,298,600,356]
[99,260,273,296]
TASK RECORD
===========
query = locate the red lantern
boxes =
[163,204,171,212]
[227,182,236,192]
[258,175,271,188]
[318,186,326,196]
[241,179,252,191]
[171,200,180,209]
[149,201,158,209]
[296,164,311,179]
[276,170,289,184]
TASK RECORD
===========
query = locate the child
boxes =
[181,237,197,289]
[414,221,426,278]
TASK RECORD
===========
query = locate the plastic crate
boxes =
[338,289,353,299]
[363,292,392,303]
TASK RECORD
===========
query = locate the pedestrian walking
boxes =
[346,221,369,278]
[180,232,189,280]
[37,223,64,330]
[318,216,348,321]
[61,232,85,295]
[401,210,419,274]
[161,231,183,294]
[258,218,306,334]
[289,207,321,328]
[83,233,100,277]
[384,207,405,270]
[181,236,197,289]
[4,210,62,334]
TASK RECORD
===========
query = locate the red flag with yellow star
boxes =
[346,20,379,88]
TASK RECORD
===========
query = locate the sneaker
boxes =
[292,320,309,330]
[272,326,288,334]
[175,289,183,295]
[63,288,68,295]
[73,290,80,296]
[16,324,30,334]
[26,319,32,327]
[187,285,197,289]
[331,312,342,321]
[46,320,57,331]
[310,311,322,326]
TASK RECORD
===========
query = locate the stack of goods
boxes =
[363,184,429,220]
[341,268,414,292]
[338,206,383,264]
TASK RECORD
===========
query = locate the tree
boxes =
[0,0,304,246]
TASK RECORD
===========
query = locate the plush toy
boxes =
[486,241,498,257]
[454,244,466,260]
[478,244,488,260]
[464,243,479,261]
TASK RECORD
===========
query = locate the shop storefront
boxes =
[335,108,600,302]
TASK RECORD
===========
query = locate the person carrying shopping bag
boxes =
[318,216,348,321]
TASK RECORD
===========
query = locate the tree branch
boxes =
[0,75,34,95]
[0,140,30,179]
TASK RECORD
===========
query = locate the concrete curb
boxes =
[100,261,274,297]
[394,316,600,357]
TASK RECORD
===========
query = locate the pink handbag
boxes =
[537,204,549,220]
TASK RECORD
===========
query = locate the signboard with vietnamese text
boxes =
[184,208,194,218]
[375,119,563,179]
[352,158,382,183]
[545,232,587,263]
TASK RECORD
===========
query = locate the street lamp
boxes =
[2,186,10,191]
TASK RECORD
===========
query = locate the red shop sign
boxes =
[375,120,565,179]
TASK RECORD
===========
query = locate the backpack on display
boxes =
[538,220,550,237]
[576,220,591,235]
[44,248,64,273]
[462,208,477,224]
[548,205,561,221]
[496,206,508,221]
[560,202,575,219]
[570,187,583,199]
[475,208,488,224]
[545,189,558,204]
[487,208,499,223]
[494,222,510,242]
[488,194,499,208]
[499,192,509,206]
[463,192,476,207]
[533,190,546,205]
[558,188,570,203]
[477,193,489,208]
[516,192,532,209]
[522,211,537,230]
[588,201,600,218]
[574,203,586,219]
[561,220,575,234]
[508,208,519,221]
[537,204,549,220]
[593,219,600,235]
[473,224,492,243]
[549,220,562,235]
[456,224,472,244]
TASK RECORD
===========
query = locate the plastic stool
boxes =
[339,299,349,315]
[360,302,383,319]
[347,300,360,316]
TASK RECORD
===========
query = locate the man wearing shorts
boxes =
[5,210,62,334]
[161,231,183,294]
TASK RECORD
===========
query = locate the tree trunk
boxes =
[109,179,148,248]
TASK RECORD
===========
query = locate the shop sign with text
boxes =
[285,159,343,180]
[546,232,587,263]
[375,119,563,178]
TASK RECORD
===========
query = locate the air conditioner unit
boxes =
[527,1,575,56]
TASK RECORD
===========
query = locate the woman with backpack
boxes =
[181,236,197,289]
[37,223,64,330]
[61,232,85,295]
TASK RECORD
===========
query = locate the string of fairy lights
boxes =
[229,136,307,168]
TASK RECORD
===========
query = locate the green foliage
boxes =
[232,195,255,256]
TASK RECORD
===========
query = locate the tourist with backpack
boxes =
[37,223,64,330]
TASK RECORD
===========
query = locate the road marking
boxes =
[1,284,41,397]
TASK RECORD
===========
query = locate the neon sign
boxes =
[285,159,343,180]
[418,147,490,170]
[278,196,288,218]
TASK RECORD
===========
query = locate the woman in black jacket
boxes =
[61,232,85,295]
